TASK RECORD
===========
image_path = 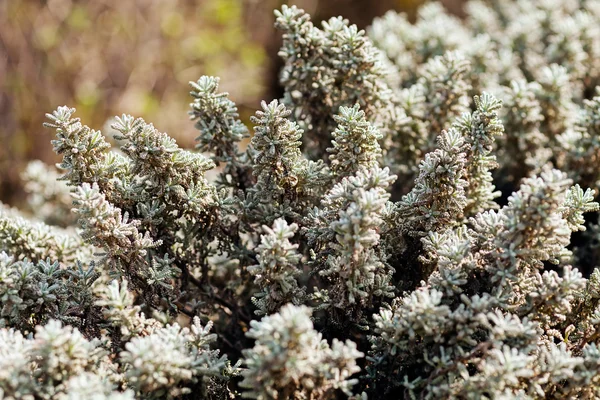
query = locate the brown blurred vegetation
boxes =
[0,0,460,205]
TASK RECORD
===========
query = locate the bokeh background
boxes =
[0,0,462,204]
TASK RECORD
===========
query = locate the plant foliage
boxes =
[4,1,600,399]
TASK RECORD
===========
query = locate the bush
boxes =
[3,1,600,398]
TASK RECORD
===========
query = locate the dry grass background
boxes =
[0,0,461,204]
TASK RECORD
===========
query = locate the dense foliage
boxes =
[3,0,600,398]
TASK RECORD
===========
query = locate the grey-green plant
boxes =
[3,1,600,399]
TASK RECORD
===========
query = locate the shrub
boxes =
[3,1,600,398]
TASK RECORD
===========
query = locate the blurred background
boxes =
[0,0,462,205]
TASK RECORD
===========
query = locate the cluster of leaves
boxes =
[3,1,600,399]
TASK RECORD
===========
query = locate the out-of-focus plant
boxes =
[0,0,267,204]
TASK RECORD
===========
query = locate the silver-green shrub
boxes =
[3,1,600,398]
